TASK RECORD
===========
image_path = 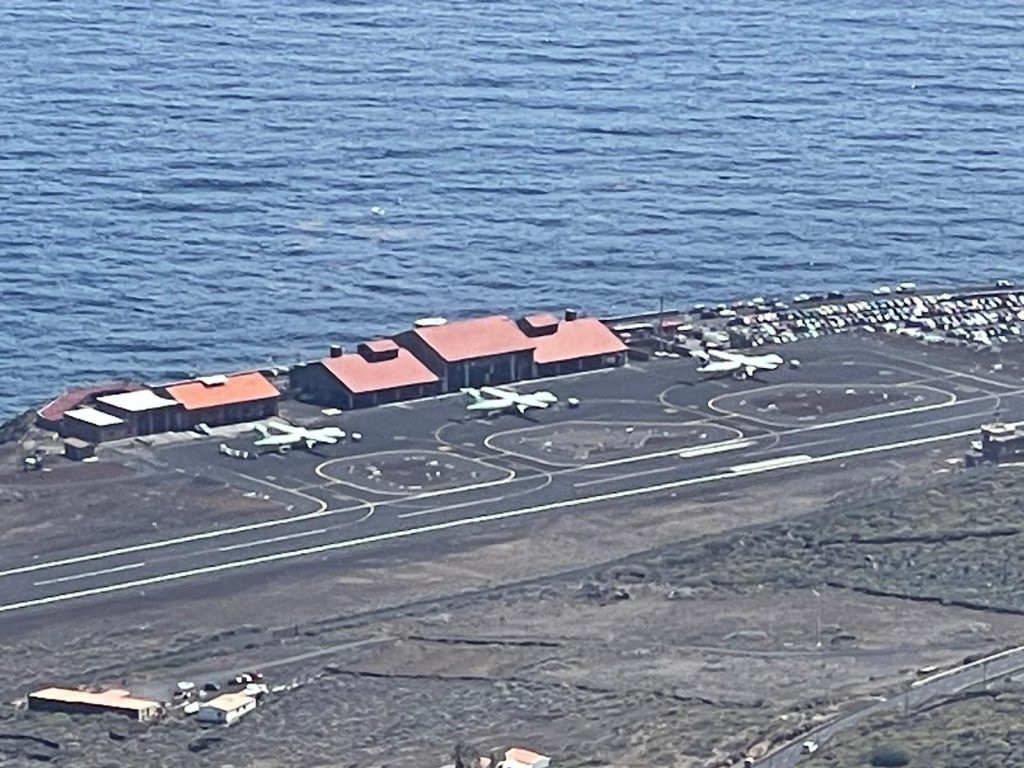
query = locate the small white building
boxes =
[500,749,551,768]
[197,692,256,725]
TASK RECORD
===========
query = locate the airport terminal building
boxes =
[289,340,441,409]
[395,315,537,393]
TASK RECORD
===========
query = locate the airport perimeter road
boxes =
[752,644,1024,767]
[0,380,1002,617]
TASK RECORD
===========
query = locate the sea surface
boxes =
[2,0,1023,419]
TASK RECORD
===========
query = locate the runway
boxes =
[0,336,1013,619]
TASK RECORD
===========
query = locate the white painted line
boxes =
[233,471,329,514]
[678,439,755,458]
[0,427,975,615]
[216,528,329,553]
[0,505,363,580]
[32,561,147,587]
[729,455,812,473]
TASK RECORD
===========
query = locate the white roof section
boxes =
[200,692,254,712]
[65,407,125,427]
[96,390,179,412]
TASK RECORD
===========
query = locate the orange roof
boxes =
[30,687,159,712]
[412,315,533,362]
[532,317,627,365]
[165,372,279,411]
[323,349,438,394]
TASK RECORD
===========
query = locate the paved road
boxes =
[753,644,1024,767]
[0,340,1015,619]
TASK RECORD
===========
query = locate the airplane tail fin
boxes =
[516,403,528,414]
[689,349,710,363]
[461,387,483,403]
[253,424,270,438]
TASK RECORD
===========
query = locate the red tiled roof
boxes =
[412,315,533,362]
[165,372,279,411]
[37,381,142,422]
[531,317,627,365]
[323,349,438,394]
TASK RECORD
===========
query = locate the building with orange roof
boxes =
[163,371,280,428]
[519,310,627,377]
[396,315,535,392]
[289,341,440,409]
[28,686,162,722]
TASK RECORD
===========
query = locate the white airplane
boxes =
[462,386,558,415]
[252,421,346,453]
[691,349,784,379]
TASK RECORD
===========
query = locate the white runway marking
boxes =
[0,428,974,615]
[216,528,329,553]
[729,455,813,473]
[677,439,755,458]
[32,562,147,587]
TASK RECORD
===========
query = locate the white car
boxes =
[801,739,819,754]
[872,286,893,296]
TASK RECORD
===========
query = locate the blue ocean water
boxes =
[1,0,1023,419]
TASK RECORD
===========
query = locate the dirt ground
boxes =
[4,445,1024,767]
[0,442,285,561]
[487,421,739,464]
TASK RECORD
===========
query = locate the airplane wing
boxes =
[480,386,514,399]
[516,394,556,409]
[306,427,345,443]
[467,396,515,411]
[254,433,299,447]
[707,350,740,363]
[698,360,740,373]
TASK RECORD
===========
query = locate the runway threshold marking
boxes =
[32,561,147,587]
[0,428,975,615]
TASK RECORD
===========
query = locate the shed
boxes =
[197,692,256,725]
[522,314,627,377]
[290,340,440,409]
[28,687,161,722]
[63,437,96,461]
[164,372,280,429]
[396,315,534,392]
[60,407,133,444]
[500,748,551,768]
[95,389,183,435]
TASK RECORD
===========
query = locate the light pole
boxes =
[812,588,822,649]
[658,295,666,351]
